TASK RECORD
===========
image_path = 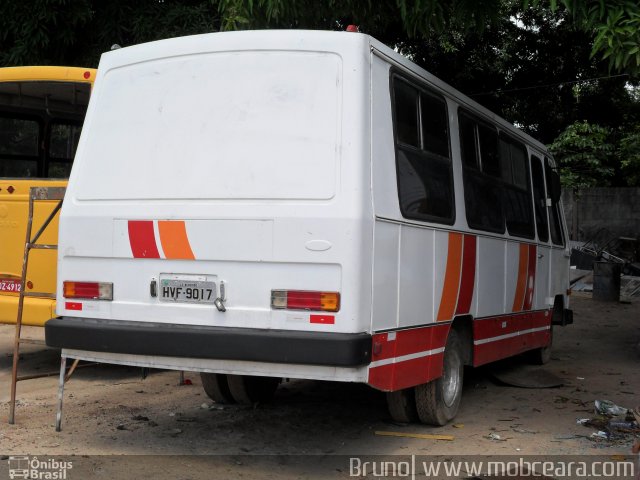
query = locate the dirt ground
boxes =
[0,293,638,478]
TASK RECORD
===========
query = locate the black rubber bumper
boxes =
[45,317,372,367]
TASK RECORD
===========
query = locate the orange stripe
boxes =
[436,233,463,321]
[158,221,195,260]
[511,244,528,312]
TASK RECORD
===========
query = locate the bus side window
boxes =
[394,79,420,148]
[545,158,565,246]
[459,110,504,233]
[531,155,549,242]
[459,113,478,169]
[478,124,500,178]
[393,75,454,224]
[0,116,40,177]
[499,135,535,239]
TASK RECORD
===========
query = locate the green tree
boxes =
[549,120,615,187]
[218,0,640,73]
[618,125,640,185]
[0,0,222,67]
[1,0,638,185]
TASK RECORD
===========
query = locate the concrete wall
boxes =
[562,187,640,242]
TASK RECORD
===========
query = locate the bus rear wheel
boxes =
[200,373,236,404]
[528,327,553,365]
[387,388,419,423]
[227,375,281,405]
[415,330,463,426]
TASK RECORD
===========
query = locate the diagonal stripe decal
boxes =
[436,233,463,321]
[512,243,528,312]
[523,244,537,310]
[128,220,196,260]
[158,221,195,260]
[455,234,477,315]
[128,221,160,258]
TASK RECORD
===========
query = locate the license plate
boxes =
[158,274,216,304]
[0,279,21,292]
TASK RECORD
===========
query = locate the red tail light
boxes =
[271,290,340,312]
[63,281,113,300]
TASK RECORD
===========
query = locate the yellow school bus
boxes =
[0,66,95,326]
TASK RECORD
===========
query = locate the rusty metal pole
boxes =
[8,189,36,424]
[55,355,67,432]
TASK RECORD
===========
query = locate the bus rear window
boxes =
[50,123,82,159]
[76,51,341,201]
[0,80,90,179]
[0,117,38,157]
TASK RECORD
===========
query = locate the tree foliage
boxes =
[218,0,640,73]
[531,0,640,73]
[0,0,221,67]
[549,121,615,187]
[0,0,638,186]
[618,125,640,185]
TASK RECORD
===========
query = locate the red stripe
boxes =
[455,235,476,315]
[368,323,449,391]
[531,310,551,328]
[523,244,537,310]
[128,221,160,258]
[473,310,551,366]
[368,353,444,391]
[371,324,449,361]
[474,311,534,340]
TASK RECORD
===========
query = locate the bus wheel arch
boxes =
[450,315,474,366]
[528,297,562,365]
[415,327,464,426]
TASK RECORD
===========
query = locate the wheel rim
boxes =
[442,350,461,408]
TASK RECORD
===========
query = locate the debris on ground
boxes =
[595,399,628,416]
[576,401,640,446]
[485,433,506,441]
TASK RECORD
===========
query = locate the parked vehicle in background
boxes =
[45,31,572,425]
[0,66,95,326]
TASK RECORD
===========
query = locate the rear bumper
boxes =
[45,317,372,367]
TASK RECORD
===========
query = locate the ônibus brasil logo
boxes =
[7,456,72,480]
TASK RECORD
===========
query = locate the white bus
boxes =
[45,30,572,425]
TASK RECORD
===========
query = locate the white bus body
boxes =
[46,30,572,424]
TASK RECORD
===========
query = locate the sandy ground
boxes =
[0,293,638,478]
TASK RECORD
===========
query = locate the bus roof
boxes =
[94,30,548,154]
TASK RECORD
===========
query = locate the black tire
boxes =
[387,388,419,423]
[227,375,280,405]
[415,330,463,426]
[200,373,236,404]
[528,327,553,365]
